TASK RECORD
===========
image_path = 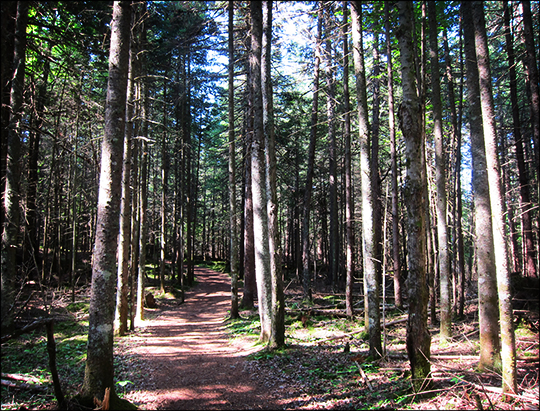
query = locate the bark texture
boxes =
[351,1,381,360]
[472,0,516,395]
[81,2,133,406]
[462,1,501,371]
[396,0,431,392]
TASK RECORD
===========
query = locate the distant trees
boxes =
[1,0,538,397]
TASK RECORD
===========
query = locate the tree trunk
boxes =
[396,0,431,391]
[241,18,256,309]
[250,0,272,344]
[262,0,285,349]
[115,36,135,336]
[1,2,17,234]
[462,1,501,372]
[342,1,355,319]
[159,76,168,295]
[428,1,451,344]
[81,2,133,407]
[521,1,539,172]
[385,2,402,309]
[302,5,322,302]
[324,5,339,291]
[471,0,517,395]
[503,1,536,279]
[443,24,466,318]
[1,1,28,335]
[228,0,240,319]
[351,1,382,360]
[135,76,149,326]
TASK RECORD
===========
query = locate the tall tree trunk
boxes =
[472,0,517,395]
[135,34,149,325]
[443,24,466,318]
[385,2,403,309]
[1,1,28,335]
[302,5,322,302]
[521,0,539,172]
[241,16,256,309]
[24,52,50,280]
[184,54,194,288]
[159,77,168,294]
[396,0,431,391]
[324,5,339,291]
[262,0,285,349]
[342,1,355,318]
[1,2,17,233]
[250,0,272,344]
[351,1,382,360]
[462,1,501,372]
[428,1,451,344]
[503,1,536,279]
[115,35,135,336]
[81,2,132,407]
[228,0,240,319]
[371,21,382,295]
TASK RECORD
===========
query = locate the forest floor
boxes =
[1,265,539,410]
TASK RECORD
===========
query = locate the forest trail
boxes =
[122,267,279,410]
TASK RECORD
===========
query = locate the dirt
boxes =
[114,267,539,410]
[119,267,281,410]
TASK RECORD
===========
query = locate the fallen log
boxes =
[285,308,350,318]
[1,379,48,392]
[1,373,42,384]
[0,318,65,408]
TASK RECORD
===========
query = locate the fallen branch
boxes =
[1,379,48,392]
[285,308,350,318]
[311,329,365,344]
[0,318,65,408]
[1,317,51,344]
[516,356,539,362]
[1,373,42,384]
[355,361,373,391]
[431,354,479,360]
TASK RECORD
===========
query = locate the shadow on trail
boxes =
[127,267,277,410]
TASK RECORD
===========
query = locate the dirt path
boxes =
[122,267,280,410]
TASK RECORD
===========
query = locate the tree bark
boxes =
[81,1,132,406]
[342,1,355,319]
[324,5,339,291]
[262,0,285,349]
[250,0,272,344]
[462,1,501,372]
[1,1,28,335]
[241,15,256,309]
[396,0,431,391]
[385,2,403,309]
[115,33,135,336]
[228,0,240,319]
[302,5,322,302]
[351,1,382,360]
[471,0,517,395]
[428,1,451,344]
[521,1,539,172]
[503,1,536,279]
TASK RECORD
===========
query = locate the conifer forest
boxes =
[1,1,539,410]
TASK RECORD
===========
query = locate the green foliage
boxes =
[225,313,261,338]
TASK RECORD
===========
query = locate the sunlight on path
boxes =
[122,267,275,410]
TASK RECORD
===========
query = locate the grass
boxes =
[0,300,145,410]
